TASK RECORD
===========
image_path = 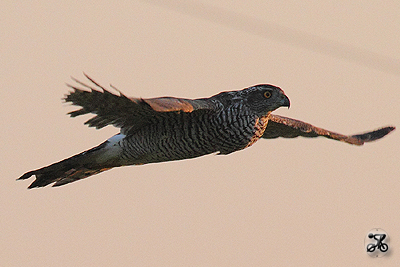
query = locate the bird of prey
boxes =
[18,75,395,188]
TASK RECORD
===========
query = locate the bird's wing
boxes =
[65,75,216,134]
[262,114,395,145]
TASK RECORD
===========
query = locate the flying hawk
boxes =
[19,75,395,188]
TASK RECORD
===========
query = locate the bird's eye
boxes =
[263,91,272,98]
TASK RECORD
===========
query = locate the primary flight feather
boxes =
[18,75,395,188]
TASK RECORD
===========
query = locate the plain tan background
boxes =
[1,1,399,266]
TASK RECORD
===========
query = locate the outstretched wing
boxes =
[263,114,395,145]
[65,75,216,134]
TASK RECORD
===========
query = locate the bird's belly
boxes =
[120,131,218,164]
[119,113,265,165]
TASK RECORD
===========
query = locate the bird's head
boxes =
[239,84,290,116]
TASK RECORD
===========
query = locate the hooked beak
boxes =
[281,94,290,109]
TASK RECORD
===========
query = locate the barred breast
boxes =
[118,106,270,165]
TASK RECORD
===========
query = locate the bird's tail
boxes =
[18,141,119,188]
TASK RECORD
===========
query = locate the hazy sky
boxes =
[1,1,399,266]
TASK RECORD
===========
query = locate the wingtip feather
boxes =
[17,171,35,181]
[351,126,395,144]
[17,171,46,189]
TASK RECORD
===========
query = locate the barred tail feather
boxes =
[18,142,116,188]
